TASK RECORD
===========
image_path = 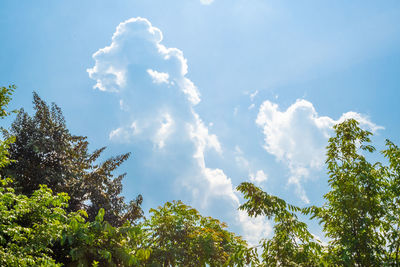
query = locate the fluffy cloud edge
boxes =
[256,99,382,203]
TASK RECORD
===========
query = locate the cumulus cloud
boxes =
[189,112,222,160]
[87,17,200,104]
[87,17,201,150]
[187,113,240,206]
[87,17,270,241]
[256,99,382,203]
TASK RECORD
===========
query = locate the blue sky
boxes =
[1,0,400,243]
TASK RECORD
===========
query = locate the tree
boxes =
[237,182,323,266]
[238,119,400,266]
[0,180,69,267]
[0,85,64,266]
[0,86,252,266]
[3,84,400,265]
[382,139,400,265]
[143,200,255,266]
[58,208,150,266]
[0,85,16,169]
[0,178,148,267]
[0,85,15,120]
[2,92,142,226]
[317,119,385,266]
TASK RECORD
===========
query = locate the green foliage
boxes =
[0,179,147,267]
[0,84,16,119]
[0,86,147,266]
[238,182,323,266]
[0,85,16,169]
[59,208,150,266]
[0,179,68,266]
[0,87,253,266]
[2,85,400,266]
[382,139,400,265]
[2,92,143,226]
[57,200,255,266]
[318,119,386,266]
[143,200,255,266]
[238,119,400,266]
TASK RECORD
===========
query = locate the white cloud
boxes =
[147,69,170,84]
[203,167,239,205]
[109,121,140,143]
[237,210,272,246]
[256,99,382,203]
[250,170,268,184]
[338,111,383,133]
[87,17,200,104]
[189,112,222,161]
[178,77,201,105]
[188,113,239,206]
[109,127,130,142]
[200,0,214,5]
[87,17,265,242]
[154,113,174,149]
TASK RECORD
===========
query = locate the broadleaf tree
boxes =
[238,119,400,266]
[143,200,255,267]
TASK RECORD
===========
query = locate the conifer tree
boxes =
[2,92,142,226]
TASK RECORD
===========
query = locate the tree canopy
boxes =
[238,119,400,266]
[0,86,250,266]
[143,200,254,266]
[1,85,400,266]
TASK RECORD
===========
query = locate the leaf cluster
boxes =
[143,200,255,266]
